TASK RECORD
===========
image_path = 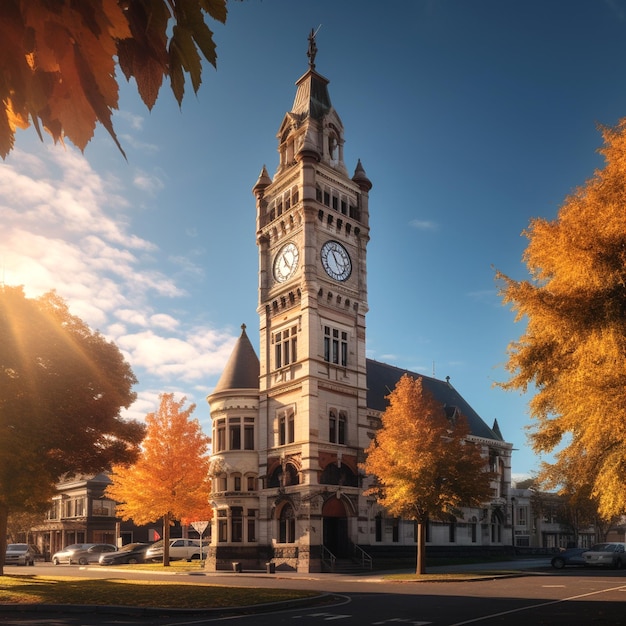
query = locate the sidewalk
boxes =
[191,556,552,582]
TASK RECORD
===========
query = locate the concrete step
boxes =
[324,557,371,574]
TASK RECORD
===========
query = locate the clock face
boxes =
[273,242,299,283]
[321,240,352,281]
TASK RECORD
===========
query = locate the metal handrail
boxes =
[353,543,373,570]
[321,545,336,572]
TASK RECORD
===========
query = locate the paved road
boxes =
[2,559,625,625]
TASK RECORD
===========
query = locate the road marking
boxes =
[372,617,432,626]
[292,613,350,620]
[450,583,626,625]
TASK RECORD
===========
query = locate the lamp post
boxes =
[511,496,516,553]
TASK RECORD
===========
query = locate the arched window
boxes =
[491,509,504,543]
[214,473,227,493]
[277,409,295,445]
[329,408,348,443]
[268,463,299,488]
[338,411,346,444]
[278,504,296,543]
[231,506,243,543]
[319,463,358,487]
[215,418,225,452]
[268,467,280,489]
[217,509,227,542]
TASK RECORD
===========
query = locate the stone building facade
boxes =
[206,34,514,573]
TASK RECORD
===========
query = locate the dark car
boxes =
[551,547,587,569]
[98,543,150,565]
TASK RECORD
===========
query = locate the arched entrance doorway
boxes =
[322,496,349,557]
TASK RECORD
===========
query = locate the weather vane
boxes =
[307,25,322,69]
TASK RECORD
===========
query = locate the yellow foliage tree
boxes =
[362,375,493,574]
[0,0,228,158]
[497,119,626,519]
[106,393,212,566]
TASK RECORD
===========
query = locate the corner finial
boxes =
[307,25,321,69]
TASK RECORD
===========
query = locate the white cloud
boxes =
[116,328,235,382]
[115,309,150,328]
[410,219,438,231]
[0,146,236,414]
[117,134,160,154]
[114,110,145,131]
[122,389,162,423]
[133,169,165,193]
[150,313,180,331]
[169,254,205,278]
[121,388,211,427]
[511,473,534,486]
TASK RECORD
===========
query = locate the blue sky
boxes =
[2,0,626,481]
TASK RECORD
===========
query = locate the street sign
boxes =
[191,520,209,535]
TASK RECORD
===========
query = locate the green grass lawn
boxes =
[0,573,319,609]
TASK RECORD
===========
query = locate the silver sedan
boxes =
[583,542,626,568]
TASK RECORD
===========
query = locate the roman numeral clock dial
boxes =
[273,242,299,283]
[321,240,352,282]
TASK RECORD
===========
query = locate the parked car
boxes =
[99,543,150,565]
[5,543,37,566]
[551,548,587,569]
[583,542,626,568]
[145,538,204,562]
[52,543,117,565]
[52,543,93,565]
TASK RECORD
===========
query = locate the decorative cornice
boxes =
[318,380,359,396]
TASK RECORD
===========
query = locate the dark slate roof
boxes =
[366,359,503,442]
[213,325,260,393]
[292,68,332,120]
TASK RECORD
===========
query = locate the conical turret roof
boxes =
[212,324,259,393]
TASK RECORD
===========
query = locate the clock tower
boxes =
[207,32,513,573]
[252,30,372,572]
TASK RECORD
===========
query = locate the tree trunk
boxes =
[416,521,426,575]
[163,513,171,566]
[0,503,8,575]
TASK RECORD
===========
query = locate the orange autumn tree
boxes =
[0,0,228,158]
[363,375,493,575]
[496,119,626,519]
[106,393,212,566]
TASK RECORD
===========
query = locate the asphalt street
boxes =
[1,558,625,625]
